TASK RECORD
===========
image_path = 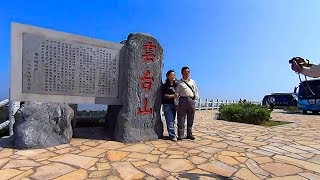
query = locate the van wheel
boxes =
[303,110,308,114]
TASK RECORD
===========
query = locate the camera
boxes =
[289,57,312,67]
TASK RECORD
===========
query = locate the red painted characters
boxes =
[138,98,153,115]
[138,41,157,115]
[142,42,156,62]
[140,70,154,91]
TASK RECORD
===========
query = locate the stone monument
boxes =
[10,22,164,144]
[112,33,164,142]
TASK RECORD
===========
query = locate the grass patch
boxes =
[260,120,291,127]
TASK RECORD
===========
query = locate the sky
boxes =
[1,0,320,107]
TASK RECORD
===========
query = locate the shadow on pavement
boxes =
[178,173,232,180]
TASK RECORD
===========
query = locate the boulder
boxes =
[14,102,73,149]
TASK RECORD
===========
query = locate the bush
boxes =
[218,103,271,125]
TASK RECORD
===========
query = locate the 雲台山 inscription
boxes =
[22,33,119,98]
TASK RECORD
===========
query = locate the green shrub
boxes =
[218,103,271,125]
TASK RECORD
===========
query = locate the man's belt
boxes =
[180,96,196,100]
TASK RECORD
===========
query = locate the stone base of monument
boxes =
[14,102,74,149]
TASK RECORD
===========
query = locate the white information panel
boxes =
[11,23,124,104]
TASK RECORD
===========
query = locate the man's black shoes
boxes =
[177,136,195,140]
[186,135,195,140]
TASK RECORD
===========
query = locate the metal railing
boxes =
[0,99,10,131]
[0,99,20,135]
[195,98,262,110]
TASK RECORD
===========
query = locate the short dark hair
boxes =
[181,66,190,74]
[166,70,175,77]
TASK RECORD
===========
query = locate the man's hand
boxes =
[292,61,303,73]
[175,105,179,111]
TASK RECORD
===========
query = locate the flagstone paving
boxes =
[0,109,320,179]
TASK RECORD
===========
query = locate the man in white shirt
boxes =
[292,60,320,78]
[174,67,199,140]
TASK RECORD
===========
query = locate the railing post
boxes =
[216,99,219,109]
[197,98,201,111]
[195,98,197,110]
[0,121,9,130]
[205,99,208,110]
[0,99,9,108]
[9,101,20,136]
[211,99,214,110]
[220,99,223,108]
[0,99,11,130]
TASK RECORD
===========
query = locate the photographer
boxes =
[292,58,320,78]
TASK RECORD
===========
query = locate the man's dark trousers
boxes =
[177,97,195,138]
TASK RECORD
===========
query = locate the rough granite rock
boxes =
[14,102,74,149]
[105,105,122,139]
[112,33,164,142]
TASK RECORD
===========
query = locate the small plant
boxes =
[218,103,271,125]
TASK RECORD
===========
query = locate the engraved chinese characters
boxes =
[138,42,157,115]
[22,33,119,97]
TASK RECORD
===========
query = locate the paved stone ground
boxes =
[0,110,320,180]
